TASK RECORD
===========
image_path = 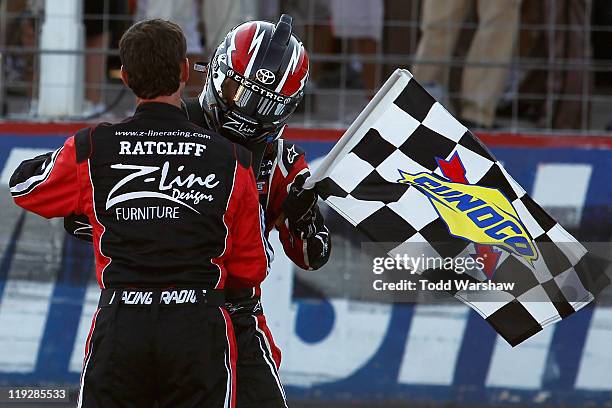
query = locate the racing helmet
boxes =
[199,14,309,144]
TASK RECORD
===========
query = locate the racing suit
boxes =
[11,102,269,408]
[65,99,332,407]
[184,97,332,407]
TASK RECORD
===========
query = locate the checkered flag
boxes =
[306,69,610,346]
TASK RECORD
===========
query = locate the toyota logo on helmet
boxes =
[255,69,276,85]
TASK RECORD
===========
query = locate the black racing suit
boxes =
[12,102,269,408]
[64,99,332,407]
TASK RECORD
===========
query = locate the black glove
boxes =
[282,174,318,239]
[304,224,331,270]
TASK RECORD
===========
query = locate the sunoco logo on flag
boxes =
[397,158,538,266]
[306,69,610,346]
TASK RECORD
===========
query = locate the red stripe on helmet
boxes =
[280,45,309,96]
[231,22,258,74]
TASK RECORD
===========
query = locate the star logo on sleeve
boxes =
[286,145,299,164]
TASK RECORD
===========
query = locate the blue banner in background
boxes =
[0,133,611,406]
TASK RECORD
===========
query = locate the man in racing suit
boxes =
[12,19,269,407]
[65,15,331,408]
[187,15,332,407]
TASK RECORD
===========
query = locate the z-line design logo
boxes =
[106,162,219,214]
[222,115,258,136]
[397,152,538,278]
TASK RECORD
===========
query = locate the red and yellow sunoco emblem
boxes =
[397,170,538,265]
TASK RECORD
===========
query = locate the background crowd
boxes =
[1,0,610,131]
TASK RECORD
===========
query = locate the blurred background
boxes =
[4,0,612,131]
[0,0,612,407]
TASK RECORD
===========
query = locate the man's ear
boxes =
[181,57,190,83]
[120,65,129,87]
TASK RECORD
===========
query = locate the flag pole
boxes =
[304,69,411,189]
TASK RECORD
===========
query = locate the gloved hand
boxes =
[282,174,318,239]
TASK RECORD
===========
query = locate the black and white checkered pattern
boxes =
[315,69,610,346]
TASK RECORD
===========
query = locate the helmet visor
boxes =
[211,57,302,125]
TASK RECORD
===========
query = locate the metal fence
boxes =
[1,0,611,132]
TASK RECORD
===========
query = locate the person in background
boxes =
[83,0,128,116]
[138,0,257,95]
[539,0,592,130]
[329,0,384,97]
[3,0,42,114]
[136,0,204,95]
[201,0,257,55]
[412,0,522,129]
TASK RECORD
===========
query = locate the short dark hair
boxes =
[119,19,187,99]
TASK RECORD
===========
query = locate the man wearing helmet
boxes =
[184,14,332,407]
[65,14,331,408]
